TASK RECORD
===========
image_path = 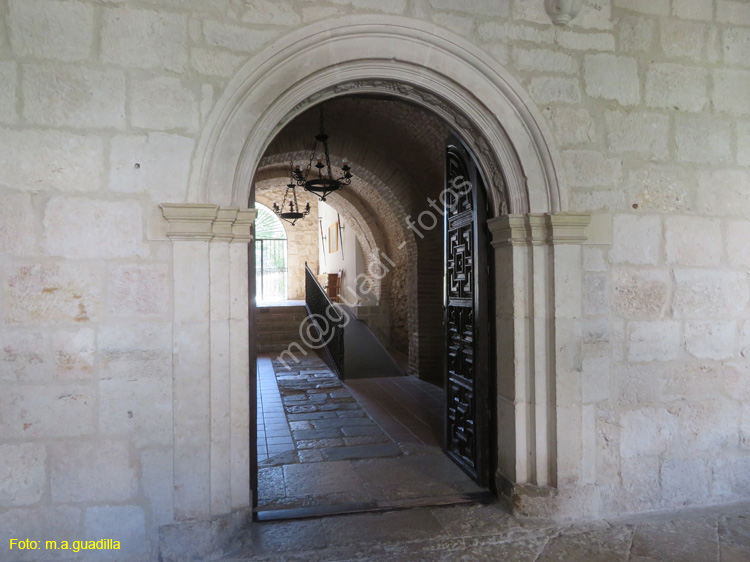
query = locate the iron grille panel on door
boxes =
[444,140,490,487]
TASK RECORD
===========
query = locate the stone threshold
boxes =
[255,490,495,522]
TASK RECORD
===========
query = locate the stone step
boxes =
[258,337,304,346]
[258,310,308,319]
[258,324,307,334]
[258,341,316,353]
[257,306,308,317]
[257,341,303,352]
[258,318,307,329]
[258,327,302,334]
[257,306,310,347]
[258,317,308,328]
[255,491,494,521]
[257,319,305,329]
[257,326,305,337]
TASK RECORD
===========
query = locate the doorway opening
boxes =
[251,96,496,518]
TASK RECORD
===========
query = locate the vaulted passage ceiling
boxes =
[262,96,452,213]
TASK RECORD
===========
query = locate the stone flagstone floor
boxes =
[256,354,482,512]
[225,501,750,561]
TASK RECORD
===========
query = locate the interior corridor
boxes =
[255,353,487,520]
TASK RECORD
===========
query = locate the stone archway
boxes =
[160,17,600,548]
[190,16,565,215]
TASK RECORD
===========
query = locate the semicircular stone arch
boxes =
[190,15,566,216]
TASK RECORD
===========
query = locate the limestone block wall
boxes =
[528,1,750,516]
[0,0,749,558]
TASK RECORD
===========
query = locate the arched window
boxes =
[255,203,287,302]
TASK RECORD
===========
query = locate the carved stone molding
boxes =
[160,203,256,242]
[289,79,510,216]
[547,212,592,244]
[488,213,592,247]
[545,0,583,26]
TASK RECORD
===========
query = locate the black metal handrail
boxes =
[305,263,345,379]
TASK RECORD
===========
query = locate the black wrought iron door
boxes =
[444,138,490,487]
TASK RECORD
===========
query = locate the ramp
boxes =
[339,304,404,379]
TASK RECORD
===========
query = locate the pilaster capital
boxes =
[213,208,239,242]
[160,204,257,243]
[231,209,257,243]
[547,213,591,244]
[488,213,593,247]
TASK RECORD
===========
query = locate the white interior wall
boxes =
[317,200,363,303]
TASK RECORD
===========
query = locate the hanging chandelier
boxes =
[273,163,311,226]
[292,105,353,201]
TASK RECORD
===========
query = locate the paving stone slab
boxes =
[296,438,346,449]
[335,410,368,418]
[630,522,719,562]
[321,508,445,546]
[363,480,469,501]
[257,467,285,500]
[287,412,338,421]
[719,514,750,548]
[258,450,297,468]
[720,543,750,562]
[283,461,363,497]
[319,402,361,411]
[293,428,343,440]
[352,454,472,485]
[285,405,320,414]
[429,503,520,537]
[248,519,328,554]
[341,424,383,436]
[312,417,377,429]
[297,449,324,463]
[344,435,390,446]
[322,443,402,461]
[302,394,331,404]
[537,525,633,562]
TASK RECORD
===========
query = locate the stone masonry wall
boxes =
[0,0,749,558]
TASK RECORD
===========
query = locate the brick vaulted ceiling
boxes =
[260,96,452,216]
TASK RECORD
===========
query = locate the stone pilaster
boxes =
[488,213,596,502]
[160,204,256,520]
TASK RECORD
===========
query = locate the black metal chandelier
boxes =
[291,105,353,201]
[273,163,311,226]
